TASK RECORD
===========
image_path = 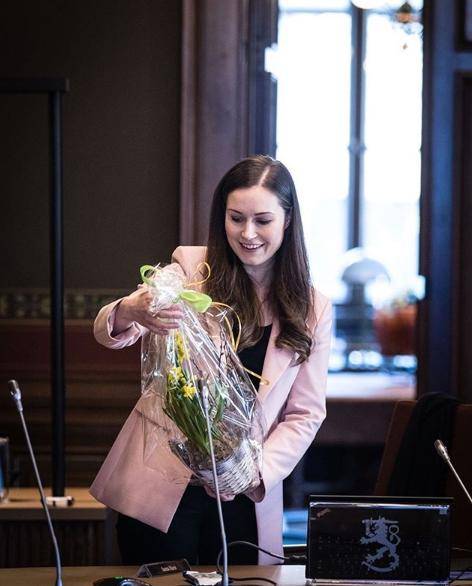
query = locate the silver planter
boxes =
[170,437,259,495]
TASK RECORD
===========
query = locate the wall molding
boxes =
[0,288,127,320]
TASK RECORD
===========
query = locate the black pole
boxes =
[49,91,65,497]
[1,78,69,497]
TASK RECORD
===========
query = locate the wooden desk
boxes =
[0,565,470,586]
[0,487,114,568]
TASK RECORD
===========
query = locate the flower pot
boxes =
[170,437,260,495]
[198,437,259,494]
[373,304,416,356]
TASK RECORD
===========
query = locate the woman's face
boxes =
[225,185,288,271]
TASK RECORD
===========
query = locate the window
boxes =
[275,0,423,371]
[277,1,352,300]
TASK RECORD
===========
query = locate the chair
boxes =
[375,399,472,552]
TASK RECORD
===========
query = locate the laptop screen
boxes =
[307,496,451,584]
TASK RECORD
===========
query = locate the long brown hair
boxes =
[205,155,314,364]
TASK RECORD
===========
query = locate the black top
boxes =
[237,324,272,390]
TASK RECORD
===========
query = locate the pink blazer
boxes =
[90,246,332,564]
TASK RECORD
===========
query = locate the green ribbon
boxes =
[140,264,212,313]
[178,289,212,313]
[140,264,157,286]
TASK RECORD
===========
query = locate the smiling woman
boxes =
[90,155,332,566]
[206,155,314,361]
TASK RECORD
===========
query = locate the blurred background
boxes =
[1,0,472,566]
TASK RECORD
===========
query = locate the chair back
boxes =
[375,400,472,552]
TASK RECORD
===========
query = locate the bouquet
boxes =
[139,262,263,495]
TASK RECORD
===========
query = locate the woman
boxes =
[90,155,332,566]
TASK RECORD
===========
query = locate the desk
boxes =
[0,487,113,567]
[0,565,470,585]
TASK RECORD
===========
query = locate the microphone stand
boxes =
[201,382,229,586]
[8,380,63,586]
[434,439,472,506]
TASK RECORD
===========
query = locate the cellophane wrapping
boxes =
[139,263,264,495]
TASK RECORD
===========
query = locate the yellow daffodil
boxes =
[168,366,183,381]
[182,384,196,399]
[175,333,189,363]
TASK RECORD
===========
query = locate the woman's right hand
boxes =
[113,285,184,336]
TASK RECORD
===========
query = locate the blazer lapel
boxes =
[258,320,294,402]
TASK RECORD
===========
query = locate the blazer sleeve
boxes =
[93,246,206,349]
[249,297,332,501]
[93,298,147,349]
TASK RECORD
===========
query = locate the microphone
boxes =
[201,381,229,586]
[434,439,472,506]
[8,379,63,586]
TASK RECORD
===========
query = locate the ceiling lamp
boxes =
[393,1,422,48]
[394,1,422,31]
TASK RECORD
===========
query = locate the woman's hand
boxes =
[113,285,184,336]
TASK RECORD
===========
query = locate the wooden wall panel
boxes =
[453,73,472,402]
[180,0,250,245]
[0,320,140,487]
[0,1,181,292]
[180,0,278,246]
[418,1,472,398]
[0,519,107,567]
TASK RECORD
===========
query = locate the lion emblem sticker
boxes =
[360,516,401,573]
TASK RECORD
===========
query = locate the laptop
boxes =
[306,496,452,585]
